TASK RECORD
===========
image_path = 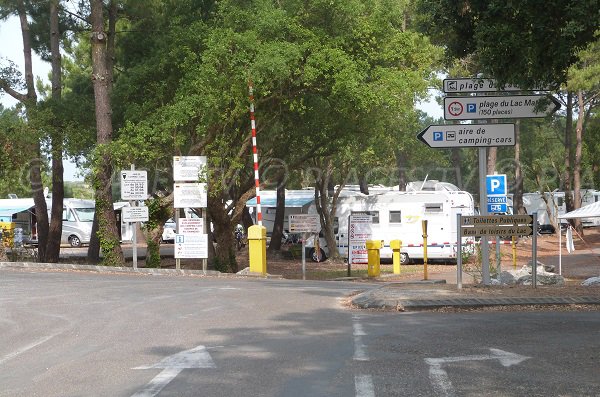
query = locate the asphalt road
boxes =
[1,269,599,397]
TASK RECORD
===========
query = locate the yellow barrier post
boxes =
[390,239,402,275]
[248,225,267,275]
[422,220,428,280]
[512,236,517,269]
[366,240,382,277]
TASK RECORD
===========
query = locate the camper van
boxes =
[306,190,476,264]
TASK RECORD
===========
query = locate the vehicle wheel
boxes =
[69,235,82,248]
[309,247,327,262]
[400,252,410,265]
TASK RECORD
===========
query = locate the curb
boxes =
[0,261,225,277]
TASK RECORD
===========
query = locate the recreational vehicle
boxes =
[306,190,476,264]
[0,198,133,247]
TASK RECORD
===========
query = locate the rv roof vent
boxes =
[7,194,18,199]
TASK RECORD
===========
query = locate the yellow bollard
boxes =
[248,225,267,275]
[366,240,382,277]
[390,239,402,275]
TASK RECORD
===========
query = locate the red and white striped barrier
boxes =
[248,81,262,226]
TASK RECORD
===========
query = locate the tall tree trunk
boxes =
[564,92,574,213]
[513,120,526,214]
[486,147,497,175]
[15,0,48,261]
[573,90,585,233]
[313,159,341,260]
[46,0,64,263]
[451,148,463,189]
[207,193,237,272]
[268,174,286,252]
[90,0,124,266]
[358,173,369,195]
[395,151,408,191]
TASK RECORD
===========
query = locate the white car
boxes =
[161,219,176,243]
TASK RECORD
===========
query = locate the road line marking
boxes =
[424,348,530,397]
[355,374,375,397]
[131,368,181,397]
[0,333,59,365]
[132,345,215,397]
[352,315,368,361]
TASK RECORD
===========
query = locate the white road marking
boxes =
[0,333,59,365]
[352,315,368,362]
[424,348,531,397]
[132,345,216,397]
[355,374,375,397]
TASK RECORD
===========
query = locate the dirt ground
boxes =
[149,227,600,296]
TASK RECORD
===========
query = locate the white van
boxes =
[53,199,95,247]
[306,190,476,263]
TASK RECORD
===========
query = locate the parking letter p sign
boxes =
[486,175,507,196]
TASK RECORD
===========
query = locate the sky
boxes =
[1,15,443,184]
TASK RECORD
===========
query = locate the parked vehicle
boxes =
[56,199,95,247]
[305,190,476,263]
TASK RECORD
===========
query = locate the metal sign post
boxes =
[288,214,321,280]
[457,213,462,289]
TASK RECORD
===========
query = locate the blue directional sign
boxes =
[487,203,508,213]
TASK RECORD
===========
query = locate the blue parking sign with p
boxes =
[486,174,507,196]
[433,131,443,141]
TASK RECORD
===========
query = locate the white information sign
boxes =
[348,215,372,265]
[174,183,207,208]
[289,214,321,233]
[178,218,204,234]
[122,206,149,222]
[417,123,515,148]
[173,156,207,182]
[444,95,560,120]
[443,78,524,93]
[174,233,209,259]
[120,170,148,200]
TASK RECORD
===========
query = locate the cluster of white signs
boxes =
[173,156,208,259]
[417,78,560,149]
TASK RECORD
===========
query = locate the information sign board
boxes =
[289,214,321,233]
[178,218,204,234]
[417,123,515,148]
[173,156,207,182]
[174,233,208,259]
[348,215,372,265]
[461,225,533,237]
[122,206,149,222]
[444,95,560,120]
[461,215,533,226]
[174,183,207,208]
[120,170,148,200]
[443,78,524,93]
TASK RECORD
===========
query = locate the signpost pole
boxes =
[301,233,307,280]
[202,208,207,274]
[532,213,538,288]
[130,164,138,270]
[175,208,180,270]
[479,148,490,285]
[457,213,462,289]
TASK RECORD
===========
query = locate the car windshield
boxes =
[74,208,95,222]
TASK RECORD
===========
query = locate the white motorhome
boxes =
[306,190,475,264]
[0,198,133,247]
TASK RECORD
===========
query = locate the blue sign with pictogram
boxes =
[486,174,508,213]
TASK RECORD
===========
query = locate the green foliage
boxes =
[416,0,600,88]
